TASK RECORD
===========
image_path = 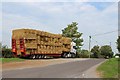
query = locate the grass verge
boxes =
[0,58,25,63]
[97,58,119,78]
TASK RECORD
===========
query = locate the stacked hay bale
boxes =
[36,30,63,54]
[62,37,71,52]
[12,29,72,56]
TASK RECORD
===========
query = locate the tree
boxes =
[62,22,83,48]
[79,49,89,58]
[100,45,113,58]
[91,45,100,58]
[117,36,120,53]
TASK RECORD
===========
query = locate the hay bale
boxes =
[12,29,72,55]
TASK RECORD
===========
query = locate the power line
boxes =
[92,29,120,37]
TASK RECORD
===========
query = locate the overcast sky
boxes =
[1,0,119,53]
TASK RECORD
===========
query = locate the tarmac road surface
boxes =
[2,59,105,78]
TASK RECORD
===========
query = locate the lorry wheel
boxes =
[29,55,35,59]
[32,55,36,59]
[39,55,41,59]
[44,56,47,58]
[36,55,39,59]
[67,53,72,58]
[43,55,46,58]
[41,55,44,59]
[63,53,68,58]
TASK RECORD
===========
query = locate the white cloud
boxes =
[2,2,118,53]
[2,13,50,30]
[2,13,54,47]
[80,4,96,11]
[74,3,118,52]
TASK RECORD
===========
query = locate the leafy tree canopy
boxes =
[80,49,89,58]
[100,45,113,58]
[62,22,83,47]
[91,45,100,54]
[91,45,100,58]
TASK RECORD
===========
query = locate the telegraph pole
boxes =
[110,42,111,47]
[89,36,91,58]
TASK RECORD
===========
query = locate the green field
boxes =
[0,58,25,63]
[97,58,119,78]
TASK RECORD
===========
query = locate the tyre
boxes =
[35,55,39,59]
[29,55,35,59]
[39,55,42,59]
[63,53,68,58]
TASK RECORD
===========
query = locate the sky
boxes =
[1,0,119,53]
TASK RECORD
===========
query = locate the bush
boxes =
[2,48,14,58]
[75,48,81,58]
[90,53,105,58]
[91,45,100,58]
[77,50,90,58]
[76,52,81,58]
[2,45,14,58]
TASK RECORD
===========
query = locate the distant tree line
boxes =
[90,36,120,58]
[75,45,114,58]
[91,45,113,58]
[76,49,90,58]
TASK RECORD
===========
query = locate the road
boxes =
[2,59,105,78]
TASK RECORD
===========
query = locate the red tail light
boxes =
[12,49,16,52]
[12,39,17,54]
[19,38,26,55]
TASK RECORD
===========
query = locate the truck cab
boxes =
[62,41,77,58]
[70,41,77,54]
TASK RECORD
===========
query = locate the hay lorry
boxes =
[12,29,77,59]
